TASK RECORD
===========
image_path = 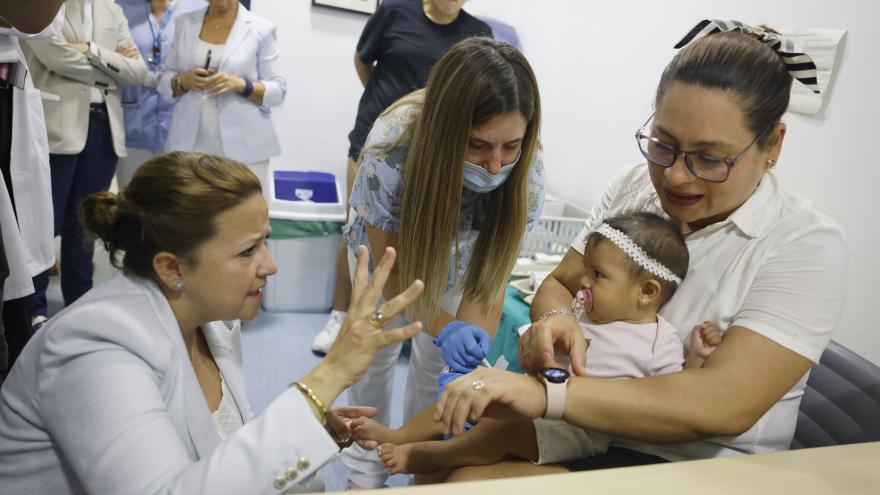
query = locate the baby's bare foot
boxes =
[378,442,444,474]
[350,417,404,448]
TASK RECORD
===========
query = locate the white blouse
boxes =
[571,162,848,460]
[212,377,244,440]
[192,38,225,155]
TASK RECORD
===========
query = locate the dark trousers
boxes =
[561,447,669,471]
[0,76,12,381]
[32,104,118,317]
[2,295,34,379]
[1,74,37,378]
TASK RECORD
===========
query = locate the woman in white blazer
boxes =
[0,152,425,494]
[159,0,285,184]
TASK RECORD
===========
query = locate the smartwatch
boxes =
[540,367,570,420]
[240,77,254,97]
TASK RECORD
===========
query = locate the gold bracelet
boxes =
[291,381,328,426]
[535,308,576,321]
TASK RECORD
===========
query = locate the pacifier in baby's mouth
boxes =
[575,287,593,313]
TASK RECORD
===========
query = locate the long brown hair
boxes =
[396,37,541,323]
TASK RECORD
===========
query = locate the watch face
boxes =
[541,367,570,384]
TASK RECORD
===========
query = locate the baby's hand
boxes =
[689,321,722,360]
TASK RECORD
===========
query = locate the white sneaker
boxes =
[312,310,346,356]
[31,315,49,331]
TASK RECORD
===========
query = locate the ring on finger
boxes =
[471,379,485,391]
[367,309,386,329]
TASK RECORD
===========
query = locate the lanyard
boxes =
[147,3,175,66]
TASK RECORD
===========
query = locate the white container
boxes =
[262,169,346,312]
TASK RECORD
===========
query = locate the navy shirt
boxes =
[347,0,491,158]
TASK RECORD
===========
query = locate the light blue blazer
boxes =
[0,272,337,494]
[159,6,286,164]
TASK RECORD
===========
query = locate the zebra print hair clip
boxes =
[674,19,820,94]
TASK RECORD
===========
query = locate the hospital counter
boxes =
[362,441,880,494]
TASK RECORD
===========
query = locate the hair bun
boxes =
[81,191,120,246]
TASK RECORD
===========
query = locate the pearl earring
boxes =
[767,158,777,168]
[172,281,185,291]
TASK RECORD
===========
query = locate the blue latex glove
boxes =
[432,321,491,373]
[436,368,474,437]
[436,367,463,401]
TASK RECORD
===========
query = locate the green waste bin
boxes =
[263,170,346,312]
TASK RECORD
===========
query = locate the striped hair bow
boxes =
[674,19,820,94]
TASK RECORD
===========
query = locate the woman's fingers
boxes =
[435,368,546,435]
[520,317,587,376]
[437,370,492,435]
[357,247,396,310]
[333,405,378,420]
[566,331,589,376]
[518,327,536,373]
[377,321,422,348]
[348,246,421,328]
[534,324,557,370]
[373,279,423,323]
[447,390,474,436]
[350,245,371,307]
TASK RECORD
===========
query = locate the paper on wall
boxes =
[779,28,847,116]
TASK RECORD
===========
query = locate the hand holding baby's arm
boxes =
[349,416,386,450]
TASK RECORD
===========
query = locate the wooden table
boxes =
[363,442,880,494]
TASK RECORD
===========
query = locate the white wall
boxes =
[254,0,880,364]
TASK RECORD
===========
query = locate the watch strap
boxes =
[240,77,254,97]
[543,379,566,420]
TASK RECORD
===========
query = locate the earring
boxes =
[172,281,184,291]
[767,158,777,168]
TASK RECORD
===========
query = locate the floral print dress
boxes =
[343,102,545,294]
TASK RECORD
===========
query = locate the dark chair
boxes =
[791,340,880,449]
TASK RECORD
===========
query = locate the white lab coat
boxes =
[0,10,62,300]
[0,271,338,494]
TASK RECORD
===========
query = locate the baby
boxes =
[349,212,721,475]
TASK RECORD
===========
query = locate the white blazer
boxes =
[0,10,63,299]
[0,272,338,494]
[21,0,148,158]
[159,7,286,164]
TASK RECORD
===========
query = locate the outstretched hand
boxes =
[322,246,424,387]
[434,367,546,437]
[298,246,423,416]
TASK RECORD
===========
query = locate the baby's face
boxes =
[579,241,644,324]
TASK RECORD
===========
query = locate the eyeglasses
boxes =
[635,114,769,183]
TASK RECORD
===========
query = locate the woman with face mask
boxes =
[340,36,544,488]
[312,0,492,356]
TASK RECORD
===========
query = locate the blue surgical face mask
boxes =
[462,152,521,193]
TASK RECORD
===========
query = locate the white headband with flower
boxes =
[595,223,682,285]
